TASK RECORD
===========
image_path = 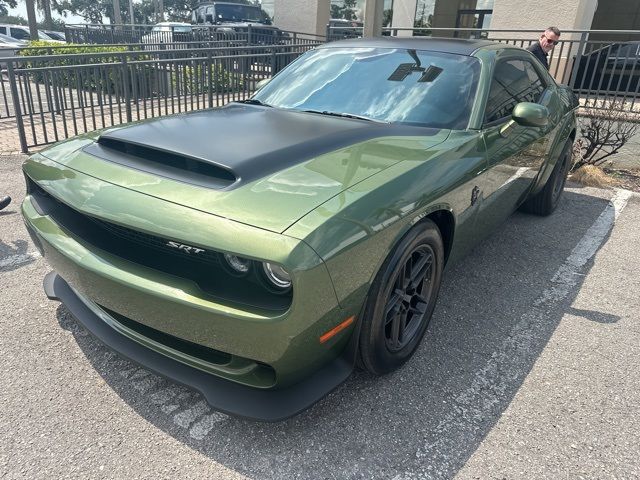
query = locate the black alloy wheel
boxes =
[384,246,436,352]
[358,220,444,375]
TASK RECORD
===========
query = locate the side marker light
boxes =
[319,316,355,344]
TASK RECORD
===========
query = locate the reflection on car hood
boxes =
[41,105,451,232]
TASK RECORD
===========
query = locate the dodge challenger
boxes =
[21,37,578,421]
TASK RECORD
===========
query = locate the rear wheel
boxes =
[358,220,444,375]
[520,139,573,216]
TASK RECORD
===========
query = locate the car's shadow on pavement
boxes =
[56,189,614,480]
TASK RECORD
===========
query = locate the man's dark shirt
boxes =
[527,42,549,70]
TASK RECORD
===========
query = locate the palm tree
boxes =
[26,0,39,40]
[36,0,54,30]
[113,0,123,26]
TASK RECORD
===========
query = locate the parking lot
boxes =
[1,151,639,479]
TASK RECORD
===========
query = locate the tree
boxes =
[342,0,356,20]
[0,14,26,24]
[382,8,392,27]
[573,101,640,171]
[0,0,17,17]
[26,0,39,39]
[113,0,122,25]
[0,0,18,16]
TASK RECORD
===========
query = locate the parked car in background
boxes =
[42,30,66,41]
[328,19,363,40]
[191,1,286,45]
[141,22,194,49]
[0,24,65,43]
[23,37,578,421]
[0,32,27,63]
[572,41,640,94]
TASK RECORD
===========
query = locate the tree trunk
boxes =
[158,0,164,22]
[42,0,53,30]
[26,0,39,40]
[113,0,123,26]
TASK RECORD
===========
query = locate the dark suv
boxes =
[191,1,286,45]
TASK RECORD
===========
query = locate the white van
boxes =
[0,24,65,43]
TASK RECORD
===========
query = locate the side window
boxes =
[484,59,547,124]
[11,28,31,40]
[0,27,7,35]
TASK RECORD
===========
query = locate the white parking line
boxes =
[394,188,633,480]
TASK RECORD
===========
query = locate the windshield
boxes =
[253,47,481,130]
[214,4,270,23]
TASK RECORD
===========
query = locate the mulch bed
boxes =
[603,168,640,193]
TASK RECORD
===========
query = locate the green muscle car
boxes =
[22,37,578,421]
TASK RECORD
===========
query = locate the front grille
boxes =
[27,177,292,311]
[89,216,222,267]
[100,304,277,387]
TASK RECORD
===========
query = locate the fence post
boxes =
[569,31,589,88]
[121,56,133,123]
[6,62,28,153]
[325,23,330,42]
[247,24,253,45]
[207,51,213,109]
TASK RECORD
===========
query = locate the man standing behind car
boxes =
[527,27,561,70]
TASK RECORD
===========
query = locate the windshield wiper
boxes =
[301,109,388,123]
[236,99,272,107]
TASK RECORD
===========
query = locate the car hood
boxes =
[39,105,450,233]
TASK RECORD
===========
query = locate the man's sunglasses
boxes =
[543,35,559,45]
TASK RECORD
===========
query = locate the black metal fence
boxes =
[3,42,318,152]
[64,24,324,49]
[2,27,640,152]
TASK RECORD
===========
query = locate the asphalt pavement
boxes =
[1,153,639,479]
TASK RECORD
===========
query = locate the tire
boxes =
[520,139,573,216]
[358,220,444,376]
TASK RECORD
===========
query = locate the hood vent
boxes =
[87,136,237,190]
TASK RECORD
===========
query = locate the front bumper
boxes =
[44,272,355,421]
[21,150,362,420]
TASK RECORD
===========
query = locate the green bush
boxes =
[172,62,245,95]
[18,41,130,57]
[17,42,157,99]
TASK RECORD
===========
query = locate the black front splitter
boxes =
[43,272,355,422]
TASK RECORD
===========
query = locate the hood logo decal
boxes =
[167,241,205,255]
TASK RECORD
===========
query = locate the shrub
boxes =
[17,42,158,99]
[573,99,640,171]
[171,62,245,95]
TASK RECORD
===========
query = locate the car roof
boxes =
[318,36,497,56]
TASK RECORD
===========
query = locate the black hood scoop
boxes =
[91,135,237,190]
[84,104,438,190]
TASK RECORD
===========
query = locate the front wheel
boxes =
[358,220,444,375]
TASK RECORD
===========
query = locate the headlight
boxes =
[224,253,251,275]
[262,262,291,289]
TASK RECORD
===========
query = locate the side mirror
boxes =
[512,102,549,127]
[205,14,213,23]
[255,77,271,91]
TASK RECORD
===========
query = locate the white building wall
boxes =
[390,0,418,36]
[273,0,330,36]
[489,0,598,37]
